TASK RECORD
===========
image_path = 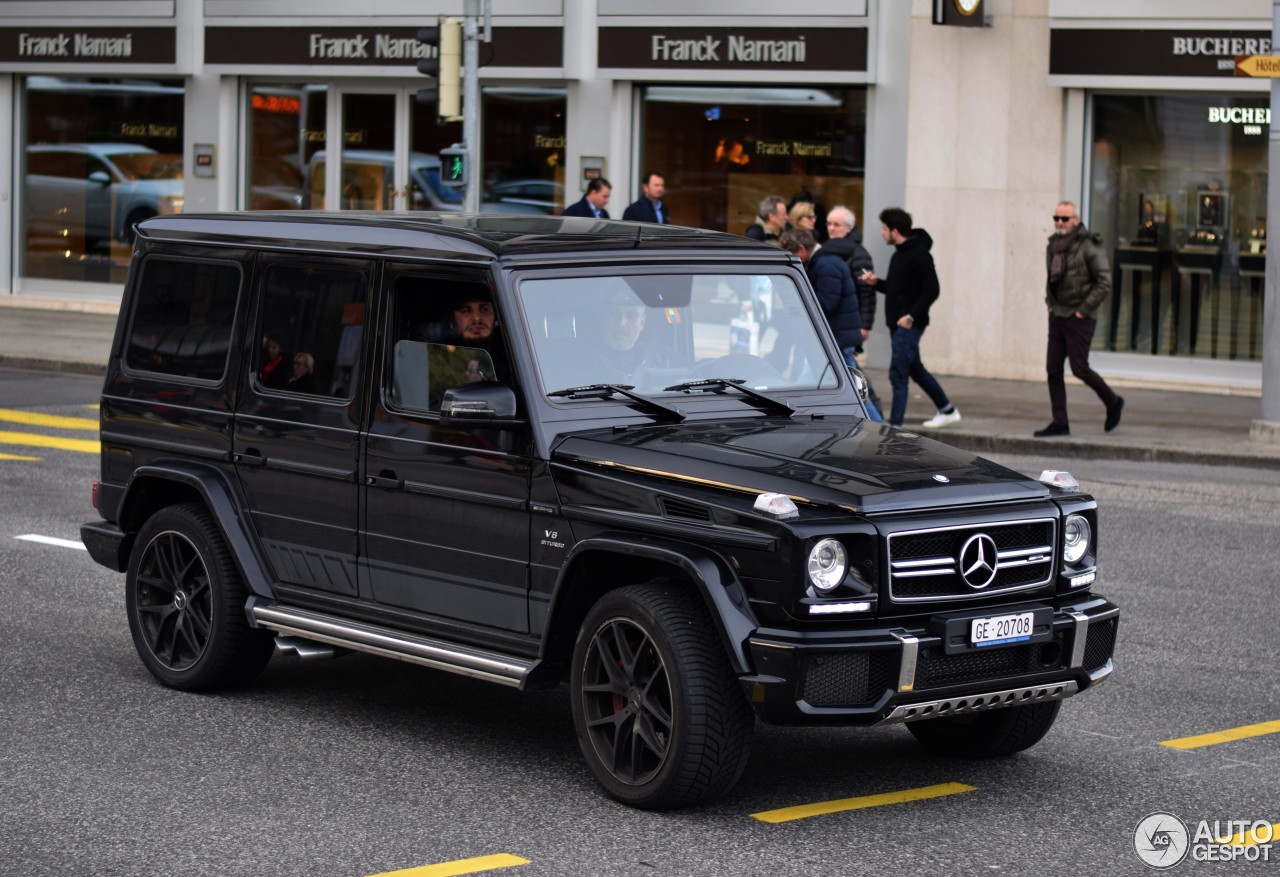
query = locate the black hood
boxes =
[553,417,1048,514]
[900,228,934,252]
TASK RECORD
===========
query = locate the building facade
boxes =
[0,0,1269,394]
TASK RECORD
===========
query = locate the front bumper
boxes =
[741,595,1118,726]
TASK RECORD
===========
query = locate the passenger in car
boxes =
[260,333,291,389]
[286,352,316,394]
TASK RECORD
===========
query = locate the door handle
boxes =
[366,471,403,489]
[235,449,267,467]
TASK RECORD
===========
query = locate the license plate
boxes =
[970,611,1034,648]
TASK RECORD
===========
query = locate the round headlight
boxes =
[807,538,848,592]
[1063,514,1091,565]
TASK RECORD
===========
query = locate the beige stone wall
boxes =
[903,0,1062,381]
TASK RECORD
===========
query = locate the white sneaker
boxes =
[921,408,962,429]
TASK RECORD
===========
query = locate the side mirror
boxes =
[847,365,874,419]
[440,381,520,421]
[88,170,113,187]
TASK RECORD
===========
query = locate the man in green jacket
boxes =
[1035,201,1124,437]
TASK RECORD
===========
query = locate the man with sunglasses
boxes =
[1037,202,1123,437]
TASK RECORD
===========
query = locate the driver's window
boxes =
[385,271,507,413]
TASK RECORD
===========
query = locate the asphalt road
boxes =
[1,369,1277,877]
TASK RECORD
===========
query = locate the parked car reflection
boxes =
[25,143,184,252]
[305,150,549,214]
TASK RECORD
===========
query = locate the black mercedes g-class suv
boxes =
[82,213,1118,810]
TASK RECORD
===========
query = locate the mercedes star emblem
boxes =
[958,533,999,589]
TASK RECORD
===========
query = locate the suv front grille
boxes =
[888,518,1056,603]
[914,631,1067,690]
[801,650,898,708]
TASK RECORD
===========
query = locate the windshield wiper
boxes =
[663,378,796,416]
[547,384,685,421]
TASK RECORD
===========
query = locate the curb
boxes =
[0,355,107,377]
[931,430,1280,471]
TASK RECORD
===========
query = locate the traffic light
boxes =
[439,145,468,188]
[415,17,462,121]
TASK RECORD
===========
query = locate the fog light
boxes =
[809,601,871,615]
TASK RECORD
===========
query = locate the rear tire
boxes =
[125,504,273,691]
[570,583,754,810]
[906,701,1061,758]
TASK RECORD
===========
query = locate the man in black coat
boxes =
[562,178,612,219]
[780,229,883,422]
[621,171,668,224]
[861,207,959,429]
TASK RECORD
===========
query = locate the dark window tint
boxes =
[256,260,369,399]
[386,273,501,412]
[125,257,241,380]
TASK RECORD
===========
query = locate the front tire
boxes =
[906,701,1061,758]
[570,583,753,810]
[125,504,273,691]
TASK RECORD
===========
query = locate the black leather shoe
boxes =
[1033,422,1070,437]
[1105,396,1125,432]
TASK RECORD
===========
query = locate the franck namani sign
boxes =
[598,27,867,72]
[0,27,176,64]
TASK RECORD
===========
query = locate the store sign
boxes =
[599,27,866,72]
[205,26,562,68]
[753,140,835,158]
[1207,106,1271,135]
[1050,29,1271,77]
[0,27,176,64]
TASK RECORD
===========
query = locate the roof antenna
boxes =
[633,223,643,248]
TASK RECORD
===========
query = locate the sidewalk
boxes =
[2,305,1277,468]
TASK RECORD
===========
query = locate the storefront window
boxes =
[1090,94,1267,361]
[23,76,185,284]
[638,86,868,235]
[246,83,326,211]
[477,88,567,214]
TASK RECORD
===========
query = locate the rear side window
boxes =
[254,259,370,399]
[125,257,242,381]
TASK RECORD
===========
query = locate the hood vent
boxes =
[660,497,714,523]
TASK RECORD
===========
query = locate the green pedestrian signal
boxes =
[440,145,468,188]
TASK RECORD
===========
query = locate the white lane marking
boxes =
[16,534,87,551]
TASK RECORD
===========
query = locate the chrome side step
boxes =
[252,603,535,688]
[875,680,1080,726]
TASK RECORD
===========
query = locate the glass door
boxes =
[317,89,406,211]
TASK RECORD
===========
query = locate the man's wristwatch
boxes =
[903,315,914,327]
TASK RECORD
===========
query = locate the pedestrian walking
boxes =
[861,207,960,429]
[621,170,668,224]
[780,228,883,422]
[820,206,883,411]
[562,177,611,219]
[1035,201,1124,437]
[745,195,789,244]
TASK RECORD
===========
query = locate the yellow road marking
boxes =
[365,854,531,877]
[1159,719,1280,750]
[750,781,978,824]
[0,451,41,461]
[0,408,99,431]
[1227,822,1280,847]
[0,429,99,454]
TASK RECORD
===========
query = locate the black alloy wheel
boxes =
[571,583,753,810]
[126,504,273,691]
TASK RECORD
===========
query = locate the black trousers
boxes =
[1046,314,1118,426]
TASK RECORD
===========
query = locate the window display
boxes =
[638,86,867,237]
[23,76,185,284]
[1090,94,1266,361]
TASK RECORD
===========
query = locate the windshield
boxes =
[517,272,840,397]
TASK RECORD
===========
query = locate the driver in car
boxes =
[585,291,656,384]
